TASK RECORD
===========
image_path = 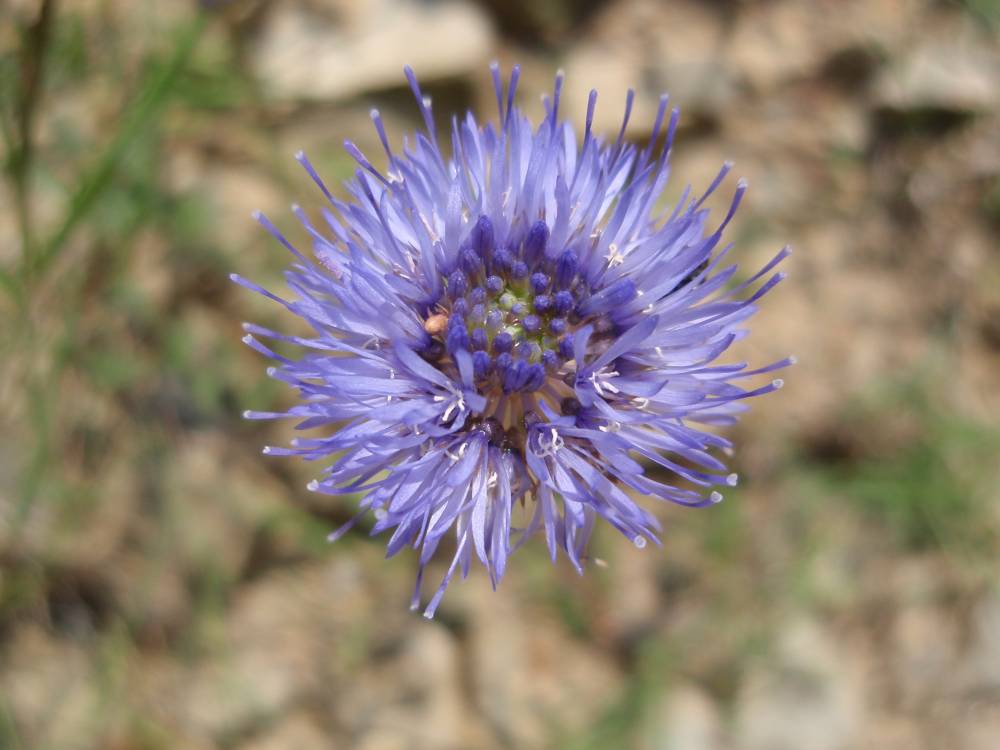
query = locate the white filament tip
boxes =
[306,479,319,491]
[726,473,739,487]
[262,446,272,455]
[710,491,724,504]
[772,378,785,389]
[633,535,647,549]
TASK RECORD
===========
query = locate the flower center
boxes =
[423,215,637,396]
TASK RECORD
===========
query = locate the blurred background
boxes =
[2,1,999,748]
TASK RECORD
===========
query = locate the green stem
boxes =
[24,14,206,284]
[11,0,57,266]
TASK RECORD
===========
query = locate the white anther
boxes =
[598,421,622,433]
[634,397,650,409]
[536,427,564,458]
[590,368,621,397]
[486,472,498,489]
[418,212,439,243]
[390,263,414,281]
[442,394,465,423]
[446,442,469,462]
[605,243,625,267]
[437,382,467,423]
[633,535,647,549]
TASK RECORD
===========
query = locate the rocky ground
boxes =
[2,0,1000,748]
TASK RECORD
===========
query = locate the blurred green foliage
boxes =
[963,0,1000,25]
[2,3,999,749]
[811,377,1000,555]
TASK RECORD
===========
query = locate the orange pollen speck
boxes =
[423,313,449,335]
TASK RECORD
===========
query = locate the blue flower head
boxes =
[235,65,792,617]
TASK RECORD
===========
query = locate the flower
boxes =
[235,64,791,617]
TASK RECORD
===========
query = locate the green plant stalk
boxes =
[24,14,206,285]
[0,0,57,308]
[12,14,206,525]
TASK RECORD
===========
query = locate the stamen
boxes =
[605,243,625,267]
[446,442,469,462]
[590,368,621,397]
[441,384,467,422]
[536,427,564,457]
